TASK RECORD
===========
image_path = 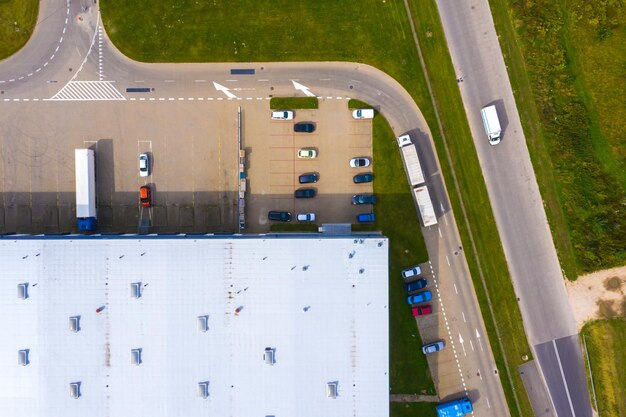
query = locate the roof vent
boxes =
[18,349,29,366]
[326,381,338,398]
[264,347,276,365]
[69,316,81,332]
[17,283,29,300]
[69,382,81,399]
[197,381,209,399]
[197,315,209,332]
[130,282,142,299]
[131,348,142,365]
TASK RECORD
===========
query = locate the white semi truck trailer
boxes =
[75,149,97,231]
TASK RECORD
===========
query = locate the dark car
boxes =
[404,278,427,293]
[294,188,316,198]
[352,194,376,205]
[353,173,374,184]
[294,122,316,133]
[356,213,375,223]
[299,172,319,184]
[268,211,292,222]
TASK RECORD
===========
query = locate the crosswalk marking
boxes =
[48,81,126,101]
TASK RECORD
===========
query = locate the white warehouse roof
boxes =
[0,235,389,417]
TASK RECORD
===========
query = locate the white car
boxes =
[352,108,375,119]
[297,148,318,159]
[401,266,422,279]
[139,153,149,177]
[297,213,316,222]
[271,110,294,120]
[349,157,370,168]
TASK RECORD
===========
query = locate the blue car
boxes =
[356,213,375,223]
[352,194,376,205]
[353,173,374,184]
[407,290,432,305]
[404,278,427,293]
[299,172,319,184]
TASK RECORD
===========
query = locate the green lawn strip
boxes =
[406,1,533,415]
[269,224,318,232]
[391,401,438,417]
[347,99,370,109]
[580,319,626,417]
[0,0,38,60]
[270,97,318,110]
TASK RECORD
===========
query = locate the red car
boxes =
[412,305,432,316]
[140,185,151,207]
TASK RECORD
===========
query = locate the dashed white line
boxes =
[164,80,175,83]
[446,255,450,266]
[438,227,442,238]
[462,312,466,322]
[469,340,474,351]
[486,397,491,408]
[454,283,458,294]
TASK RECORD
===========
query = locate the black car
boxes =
[294,122,316,133]
[352,194,376,205]
[299,172,319,184]
[353,173,374,184]
[268,211,292,222]
[294,188,316,198]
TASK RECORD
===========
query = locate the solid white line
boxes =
[553,340,577,416]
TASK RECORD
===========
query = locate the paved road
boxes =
[0,1,510,415]
[434,0,592,416]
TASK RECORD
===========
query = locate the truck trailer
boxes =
[413,185,437,227]
[480,105,501,145]
[75,149,97,231]
[401,144,426,186]
[436,397,473,417]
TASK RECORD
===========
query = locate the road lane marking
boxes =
[469,340,474,351]
[446,255,450,266]
[454,283,458,294]
[438,227,442,238]
[553,340,577,417]
[476,328,484,351]
[486,397,491,408]
[462,312,466,322]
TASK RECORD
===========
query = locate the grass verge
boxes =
[580,319,626,417]
[269,224,318,233]
[270,97,318,110]
[391,401,438,417]
[0,0,38,60]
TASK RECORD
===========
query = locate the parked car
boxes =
[349,157,371,168]
[297,213,316,222]
[352,194,376,205]
[353,173,374,184]
[356,213,375,223]
[404,278,427,293]
[299,172,319,184]
[407,290,432,305]
[271,110,294,120]
[294,188,316,198]
[422,340,445,355]
[139,185,151,207]
[412,305,432,316]
[139,153,149,177]
[294,122,316,133]
[352,108,375,119]
[297,148,317,159]
[268,211,291,222]
[401,265,422,279]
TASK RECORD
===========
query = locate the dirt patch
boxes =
[566,265,626,330]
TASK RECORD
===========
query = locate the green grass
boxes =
[580,319,626,417]
[269,224,318,233]
[348,99,372,109]
[487,0,626,276]
[391,401,438,417]
[0,0,38,60]
[270,97,318,110]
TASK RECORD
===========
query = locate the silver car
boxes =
[139,153,149,177]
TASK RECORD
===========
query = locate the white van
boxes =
[480,105,501,145]
[352,108,375,119]
[271,110,294,120]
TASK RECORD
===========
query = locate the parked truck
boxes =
[436,397,473,417]
[75,149,97,231]
[413,185,437,227]
[401,144,426,186]
[480,105,501,145]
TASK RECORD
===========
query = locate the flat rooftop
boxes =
[0,235,389,417]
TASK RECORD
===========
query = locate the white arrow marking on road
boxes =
[476,328,484,352]
[213,82,237,99]
[292,80,315,97]
[459,333,466,356]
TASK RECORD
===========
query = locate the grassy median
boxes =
[0,0,38,60]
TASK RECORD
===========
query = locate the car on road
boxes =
[139,153,149,177]
[353,173,373,184]
[294,188,316,198]
[297,148,317,159]
[401,265,422,279]
[268,211,291,222]
[356,213,375,223]
[352,109,375,119]
[299,172,319,184]
[297,213,316,222]
[271,110,294,120]
[422,340,445,355]
[294,122,316,133]
[349,157,370,168]
[139,185,151,207]
[404,278,427,293]
[352,194,376,205]
[407,290,432,305]
[412,305,432,316]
